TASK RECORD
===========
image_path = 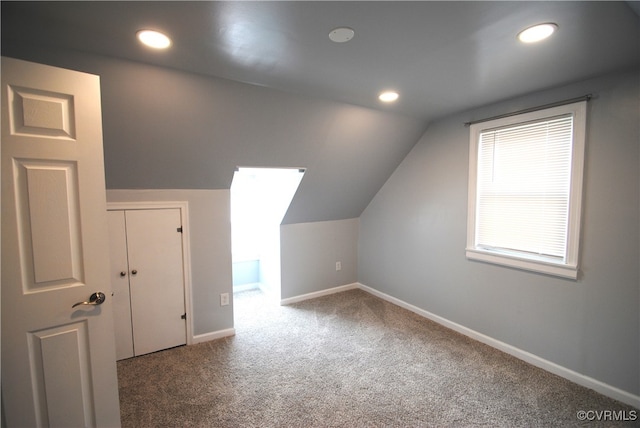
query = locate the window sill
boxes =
[466,248,578,279]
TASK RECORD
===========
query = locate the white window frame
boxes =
[466,101,587,279]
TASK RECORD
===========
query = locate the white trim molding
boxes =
[192,328,236,344]
[466,101,587,280]
[107,201,195,345]
[356,282,640,409]
[280,283,359,306]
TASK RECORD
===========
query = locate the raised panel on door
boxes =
[107,210,135,360]
[126,209,187,356]
[1,57,121,427]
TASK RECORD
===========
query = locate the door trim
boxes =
[106,201,193,345]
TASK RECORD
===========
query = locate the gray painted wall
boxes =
[359,69,640,396]
[106,189,232,337]
[1,46,427,224]
[281,219,359,299]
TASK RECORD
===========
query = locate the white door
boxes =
[109,209,186,358]
[127,209,187,355]
[108,210,135,360]
[1,57,121,427]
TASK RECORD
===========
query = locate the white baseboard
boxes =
[233,282,261,293]
[191,328,236,345]
[280,283,359,306]
[356,282,640,409]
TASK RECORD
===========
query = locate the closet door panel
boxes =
[125,209,186,356]
[107,210,135,360]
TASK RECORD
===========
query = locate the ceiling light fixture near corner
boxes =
[517,23,558,43]
[329,27,355,43]
[379,91,399,103]
[137,29,172,49]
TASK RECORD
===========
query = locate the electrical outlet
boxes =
[220,293,229,306]
[336,261,342,271]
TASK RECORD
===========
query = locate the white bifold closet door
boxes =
[108,208,186,360]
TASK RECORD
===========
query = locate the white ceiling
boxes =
[2,1,639,120]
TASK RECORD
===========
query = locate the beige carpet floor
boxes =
[117,288,638,427]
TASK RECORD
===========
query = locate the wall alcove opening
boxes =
[230,167,305,307]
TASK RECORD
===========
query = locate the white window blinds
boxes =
[475,115,574,261]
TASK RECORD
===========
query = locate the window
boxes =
[466,101,587,279]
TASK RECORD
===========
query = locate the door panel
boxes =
[108,210,135,360]
[29,321,94,427]
[2,57,121,427]
[15,159,83,290]
[126,209,186,356]
[7,84,76,139]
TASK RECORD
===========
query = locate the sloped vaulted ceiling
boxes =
[2,2,639,223]
[0,45,427,223]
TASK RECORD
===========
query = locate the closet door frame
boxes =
[106,201,193,345]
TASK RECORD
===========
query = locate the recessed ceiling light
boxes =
[137,29,172,49]
[379,91,399,103]
[329,27,355,43]
[517,23,558,43]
